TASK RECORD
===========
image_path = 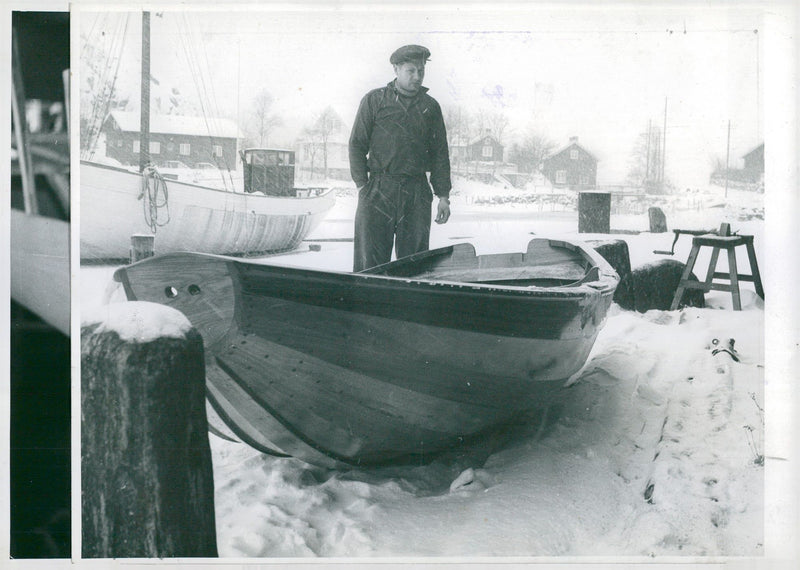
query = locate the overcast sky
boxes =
[78,4,762,187]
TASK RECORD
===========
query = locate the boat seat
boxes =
[670,223,764,311]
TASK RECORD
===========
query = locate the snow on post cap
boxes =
[82,301,193,343]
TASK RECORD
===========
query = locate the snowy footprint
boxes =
[211,444,377,557]
[629,315,764,555]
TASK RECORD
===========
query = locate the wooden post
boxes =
[131,234,155,263]
[578,191,611,233]
[588,239,631,282]
[648,206,668,233]
[81,302,217,558]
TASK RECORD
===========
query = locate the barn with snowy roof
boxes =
[102,110,239,170]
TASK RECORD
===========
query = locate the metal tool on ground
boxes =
[653,228,721,256]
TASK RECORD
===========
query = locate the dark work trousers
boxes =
[353,174,433,272]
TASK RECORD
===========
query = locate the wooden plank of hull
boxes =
[205,367,292,458]
[209,321,568,466]
[115,247,615,465]
[235,294,592,409]
[10,210,70,335]
[80,161,335,259]
[204,399,240,443]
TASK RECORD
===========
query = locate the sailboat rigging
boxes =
[79,11,335,261]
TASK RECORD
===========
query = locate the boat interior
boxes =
[363,239,599,288]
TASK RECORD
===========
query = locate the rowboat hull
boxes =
[114,239,618,467]
[80,160,336,260]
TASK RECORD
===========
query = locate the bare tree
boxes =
[709,154,727,177]
[472,109,490,142]
[246,89,283,147]
[487,111,510,150]
[443,105,469,140]
[443,105,472,172]
[627,123,666,192]
[312,106,343,178]
[300,126,323,180]
[508,132,557,174]
[79,30,131,157]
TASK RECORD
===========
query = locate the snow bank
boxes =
[210,300,764,558]
[80,177,768,559]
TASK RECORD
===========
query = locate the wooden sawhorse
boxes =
[670,224,764,311]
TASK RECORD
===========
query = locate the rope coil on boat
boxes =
[138,165,170,233]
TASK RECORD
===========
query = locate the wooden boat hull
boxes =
[114,239,618,467]
[11,211,70,335]
[80,161,336,260]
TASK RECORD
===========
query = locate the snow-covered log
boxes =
[81,302,217,558]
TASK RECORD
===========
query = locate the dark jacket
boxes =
[349,80,451,198]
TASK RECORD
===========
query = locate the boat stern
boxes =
[113,252,238,350]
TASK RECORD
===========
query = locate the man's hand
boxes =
[435,197,450,224]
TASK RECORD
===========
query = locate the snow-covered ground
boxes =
[81,180,780,562]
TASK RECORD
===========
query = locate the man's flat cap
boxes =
[390,44,431,65]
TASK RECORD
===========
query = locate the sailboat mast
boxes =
[139,11,151,173]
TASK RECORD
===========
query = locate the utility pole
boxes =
[725,120,731,198]
[661,97,667,192]
[236,38,241,152]
[645,119,652,186]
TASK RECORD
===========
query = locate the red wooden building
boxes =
[541,136,597,189]
[466,131,504,162]
[102,111,239,169]
[741,143,764,182]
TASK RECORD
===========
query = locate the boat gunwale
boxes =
[246,263,619,299]
[116,248,618,303]
[238,235,619,298]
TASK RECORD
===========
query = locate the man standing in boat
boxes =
[349,44,452,272]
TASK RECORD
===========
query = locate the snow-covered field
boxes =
[81,180,781,562]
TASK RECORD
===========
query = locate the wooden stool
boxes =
[670,224,764,311]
